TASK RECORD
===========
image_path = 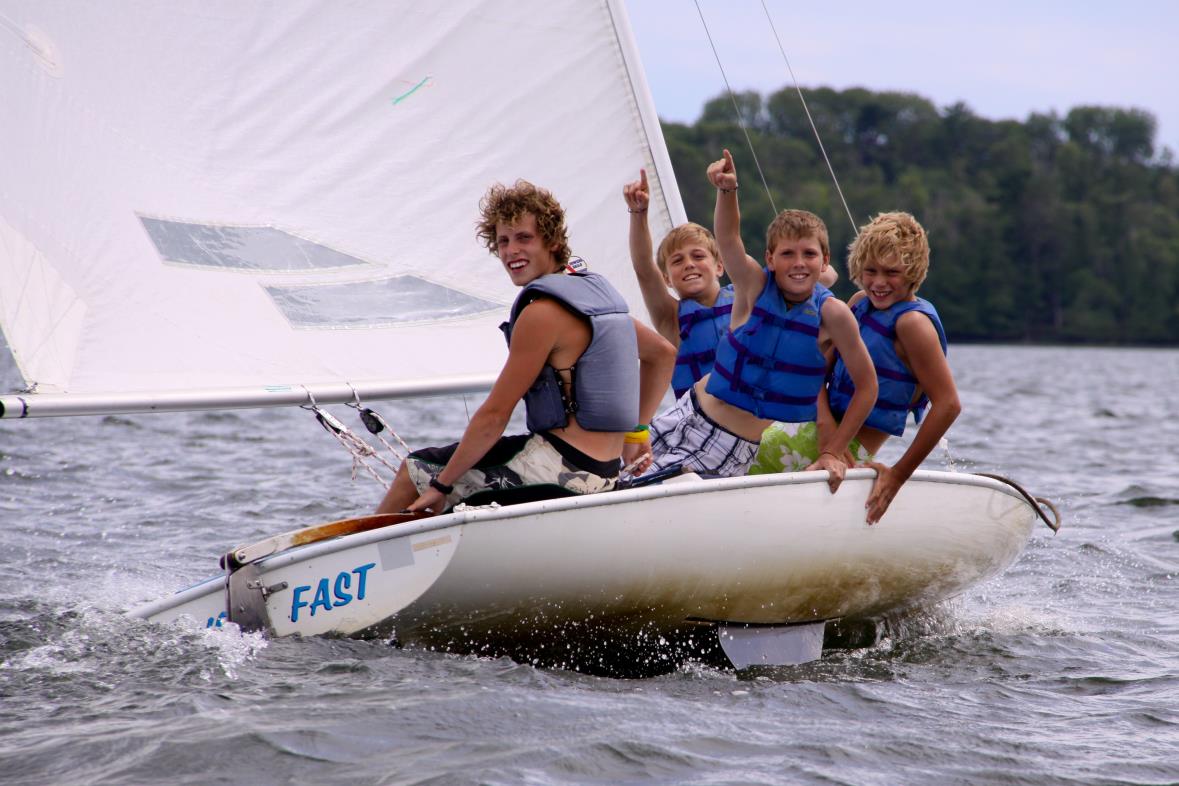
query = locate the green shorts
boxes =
[746,421,870,475]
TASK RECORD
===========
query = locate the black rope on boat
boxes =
[975,473,1062,533]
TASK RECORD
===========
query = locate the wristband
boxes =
[718,184,739,193]
[623,429,650,444]
[429,476,454,495]
[628,207,648,214]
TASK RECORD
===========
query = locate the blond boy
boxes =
[823,212,961,522]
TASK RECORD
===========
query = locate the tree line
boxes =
[662,86,1179,344]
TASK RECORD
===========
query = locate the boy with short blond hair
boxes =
[624,170,733,400]
[656,222,721,271]
[640,151,876,489]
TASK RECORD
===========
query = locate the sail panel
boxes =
[140,218,372,273]
[265,276,501,330]
[0,0,684,401]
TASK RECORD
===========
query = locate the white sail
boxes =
[0,0,684,416]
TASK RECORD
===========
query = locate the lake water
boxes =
[1,344,1177,785]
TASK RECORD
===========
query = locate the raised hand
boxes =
[623,168,650,213]
[706,148,738,191]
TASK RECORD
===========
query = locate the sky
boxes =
[624,0,1179,158]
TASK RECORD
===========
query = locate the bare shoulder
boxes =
[820,295,855,325]
[847,290,867,307]
[816,296,857,354]
[894,308,942,351]
[894,309,953,391]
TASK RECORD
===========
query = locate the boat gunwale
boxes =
[263,468,1030,563]
[129,468,1032,619]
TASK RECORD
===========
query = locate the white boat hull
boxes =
[130,470,1041,672]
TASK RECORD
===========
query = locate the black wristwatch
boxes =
[429,476,454,495]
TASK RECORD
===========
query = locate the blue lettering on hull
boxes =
[290,563,375,623]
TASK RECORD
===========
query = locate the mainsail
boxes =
[0,0,684,417]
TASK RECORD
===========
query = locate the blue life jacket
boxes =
[500,271,639,433]
[828,297,947,437]
[704,270,832,422]
[672,284,734,398]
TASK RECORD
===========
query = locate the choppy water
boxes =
[1,344,1177,785]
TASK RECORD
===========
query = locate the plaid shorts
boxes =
[405,432,619,509]
[644,388,760,478]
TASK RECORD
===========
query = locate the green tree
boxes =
[661,86,1178,345]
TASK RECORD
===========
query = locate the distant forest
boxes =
[661,87,1179,344]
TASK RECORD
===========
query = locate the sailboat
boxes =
[0,1,1057,675]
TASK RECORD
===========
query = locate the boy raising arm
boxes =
[624,168,732,399]
[708,149,875,490]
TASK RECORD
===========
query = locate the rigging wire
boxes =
[693,0,778,214]
[759,0,858,235]
[301,387,399,489]
[693,0,859,235]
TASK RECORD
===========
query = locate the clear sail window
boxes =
[265,275,502,328]
[140,217,368,271]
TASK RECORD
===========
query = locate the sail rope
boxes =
[301,387,412,489]
[305,400,395,486]
[692,0,777,214]
[758,0,858,235]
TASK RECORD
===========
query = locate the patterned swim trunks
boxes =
[643,387,760,478]
[747,421,870,475]
[405,431,620,510]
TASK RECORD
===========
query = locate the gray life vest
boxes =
[499,272,639,432]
